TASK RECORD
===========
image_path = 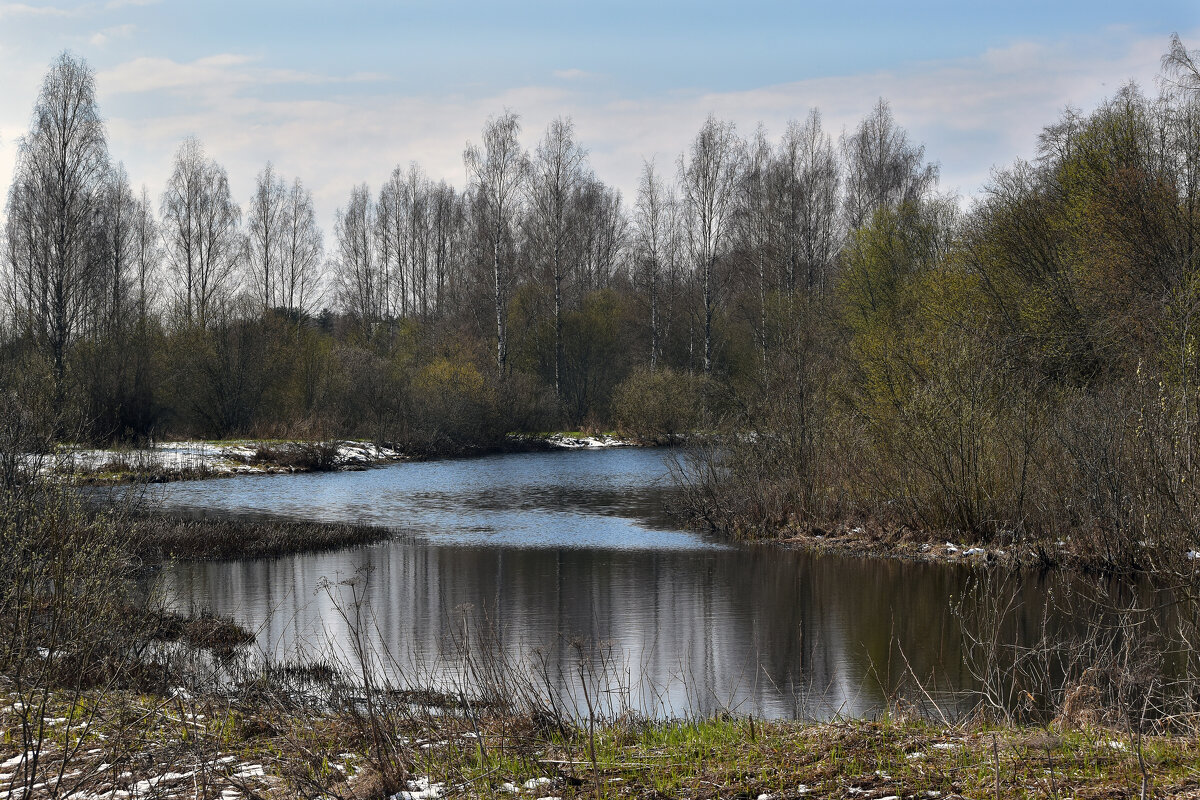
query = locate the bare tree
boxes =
[634,158,675,369]
[737,125,776,376]
[131,186,160,326]
[429,180,463,316]
[778,109,841,295]
[574,176,626,293]
[247,162,286,312]
[679,115,743,375]
[3,52,109,407]
[95,163,138,336]
[279,177,324,316]
[1162,33,1200,94]
[377,166,409,320]
[160,138,242,329]
[527,117,587,398]
[465,111,528,374]
[334,184,382,336]
[842,98,938,230]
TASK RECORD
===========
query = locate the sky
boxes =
[1,0,1198,233]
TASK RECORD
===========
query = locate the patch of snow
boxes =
[233,765,265,779]
[524,777,553,789]
[391,776,445,800]
[543,433,633,449]
[1107,739,1128,750]
[932,742,959,750]
[130,770,195,795]
[1187,550,1200,560]
[0,752,32,770]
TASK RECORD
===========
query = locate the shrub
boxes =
[611,367,706,443]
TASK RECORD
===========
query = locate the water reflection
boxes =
[152,448,979,719]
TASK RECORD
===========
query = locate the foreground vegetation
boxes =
[5,684,1197,799]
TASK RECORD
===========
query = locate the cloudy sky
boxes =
[1,0,1198,232]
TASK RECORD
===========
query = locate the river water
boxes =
[146,447,1005,719]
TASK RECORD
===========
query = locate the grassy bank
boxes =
[125,511,390,561]
[2,683,1194,799]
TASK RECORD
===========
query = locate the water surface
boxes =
[151,447,980,719]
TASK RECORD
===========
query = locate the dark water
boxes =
[148,447,987,719]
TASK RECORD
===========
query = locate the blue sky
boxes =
[1,1,1198,230]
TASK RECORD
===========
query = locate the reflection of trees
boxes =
[159,539,982,719]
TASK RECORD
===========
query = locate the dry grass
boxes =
[3,685,1198,799]
[127,512,390,561]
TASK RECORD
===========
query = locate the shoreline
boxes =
[63,432,643,486]
[76,438,1185,575]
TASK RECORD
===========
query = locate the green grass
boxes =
[5,687,1197,799]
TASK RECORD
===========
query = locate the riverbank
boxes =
[767,519,1019,567]
[758,515,1200,574]
[1,681,1192,799]
[62,433,640,485]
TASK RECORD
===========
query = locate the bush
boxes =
[611,367,706,443]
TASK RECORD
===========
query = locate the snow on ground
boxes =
[537,433,634,449]
[51,439,407,480]
[52,433,633,481]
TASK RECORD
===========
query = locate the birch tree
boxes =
[247,162,286,312]
[465,112,528,374]
[842,99,937,231]
[334,184,381,336]
[279,178,324,316]
[778,109,841,295]
[527,117,587,398]
[160,138,241,329]
[634,159,673,369]
[679,115,742,375]
[3,52,109,406]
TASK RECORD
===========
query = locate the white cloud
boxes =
[89,22,134,46]
[0,2,75,19]
[552,68,595,80]
[3,26,1197,238]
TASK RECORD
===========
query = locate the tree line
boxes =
[8,40,1200,562]
[0,50,932,449]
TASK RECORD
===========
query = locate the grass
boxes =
[127,511,391,561]
[3,685,1197,799]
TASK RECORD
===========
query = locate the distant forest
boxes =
[7,39,1200,553]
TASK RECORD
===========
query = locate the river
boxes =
[145,447,1026,720]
